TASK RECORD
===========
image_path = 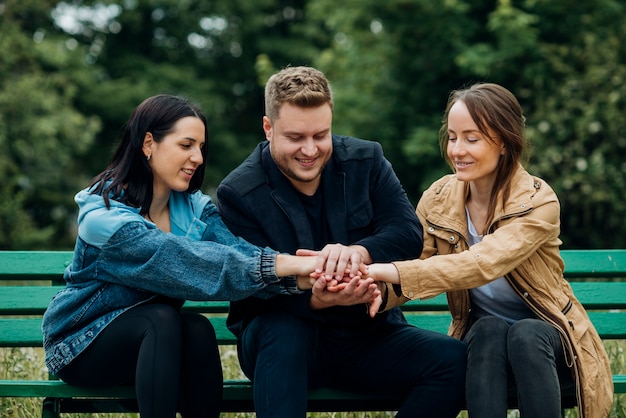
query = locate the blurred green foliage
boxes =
[1,0,625,249]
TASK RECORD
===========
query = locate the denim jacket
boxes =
[42,187,299,374]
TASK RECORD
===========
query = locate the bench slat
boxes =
[560,249,626,278]
[2,281,625,315]
[0,252,73,280]
[1,377,623,403]
[2,249,625,280]
[3,310,625,348]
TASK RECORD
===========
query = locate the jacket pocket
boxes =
[347,202,373,230]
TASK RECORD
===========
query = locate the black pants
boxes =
[57,302,222,418]
[239,312,467,418]
[463,316,574,418]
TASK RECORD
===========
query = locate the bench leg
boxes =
[42,398,60,418]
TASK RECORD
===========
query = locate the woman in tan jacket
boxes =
[365,83,613,417]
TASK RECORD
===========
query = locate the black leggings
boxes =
[56,303,222,418]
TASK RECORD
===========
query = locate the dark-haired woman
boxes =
[42,94,327,418]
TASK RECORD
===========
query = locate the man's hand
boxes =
[309,275,380,310]
[297,244,370,282]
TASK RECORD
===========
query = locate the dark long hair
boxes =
[90,94,208,215]
[438,83,529,232]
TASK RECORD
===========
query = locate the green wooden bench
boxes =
[1,249,625,417]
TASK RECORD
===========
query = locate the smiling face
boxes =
[446,100,504,189]
[143,116,205,198]
[263,102,333,196]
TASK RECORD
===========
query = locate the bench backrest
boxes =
[1,249,625,346]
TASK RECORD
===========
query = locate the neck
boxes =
[146,189,171,231]
[467,179,494,208]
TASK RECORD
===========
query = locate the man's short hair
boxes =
[264,66,334,122]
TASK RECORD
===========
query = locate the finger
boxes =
[312,276,328,293]
[333,252,352,281]
[369,295,383,318]
[347,252,362,278]
[296,248,318,257]
[351,277,375,298]
[314,246,334,276]
[327,282,348,292]
[324,245,343,279]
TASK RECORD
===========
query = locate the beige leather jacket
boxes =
[386,165,613,418]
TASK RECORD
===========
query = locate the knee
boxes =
[472,315,509,334]
[182,312,217,344]
[464,316,509,359]
[465,316,509,343]
[140,303,182,338]
[507,319,556,359]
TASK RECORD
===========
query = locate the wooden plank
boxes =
[2,375,623,401]
[0,380,135,398]
[402,281,626,310]
[614,374,626,394]
[0,287,231,315]
[561,249,626,278]
[1,249,625,281]
[0,287,62,315]
[1,281,625,316]
[3,310,625,348]
[0,251,73,280]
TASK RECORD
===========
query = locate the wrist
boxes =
[349,244,372,264]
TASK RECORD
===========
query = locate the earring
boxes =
[147,154,151,161]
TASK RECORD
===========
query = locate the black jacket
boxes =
[216,135,423,338]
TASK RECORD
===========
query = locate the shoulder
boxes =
[416,173,460,216]
[331,134,383,163]
[218,142,266,196]
[78,201,149,248]
[511,166,559,204]
[421,174,459,200]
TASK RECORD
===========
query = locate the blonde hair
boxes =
[264,66,333,122]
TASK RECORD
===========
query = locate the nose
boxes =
[301,138,317,156]
[448,140,466,157]
[190,147,204,165]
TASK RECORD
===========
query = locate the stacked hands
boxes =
[295,244,388,318]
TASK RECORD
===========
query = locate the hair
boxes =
[438,83,530,232]
[89,94,208,215]
[264,66,334,122]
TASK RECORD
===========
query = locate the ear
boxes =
[142,132,154,159]
[501,146,506,155]
[262,116,272,141]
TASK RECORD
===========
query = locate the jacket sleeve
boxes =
[77,221,300,302]
[387,183,561,305]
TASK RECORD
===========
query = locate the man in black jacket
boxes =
[216,66,466,418]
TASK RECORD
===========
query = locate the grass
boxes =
[1,341,624,417]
